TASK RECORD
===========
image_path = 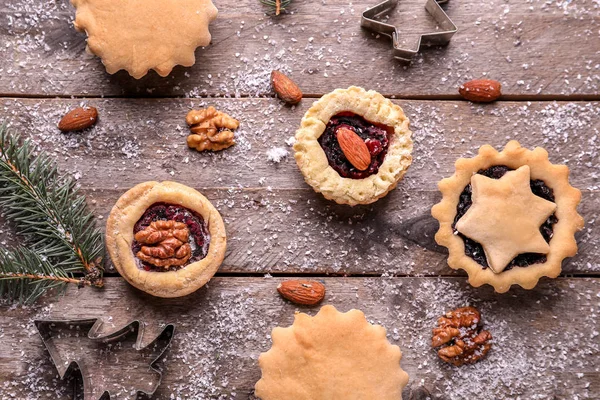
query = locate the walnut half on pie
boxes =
[294,86,413,206]
[432,141,584,293]
[106,181,226,298]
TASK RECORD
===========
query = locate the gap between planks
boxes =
[2,93,600,101]
[91,271,600,279]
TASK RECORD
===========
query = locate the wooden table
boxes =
[1,0,599,399]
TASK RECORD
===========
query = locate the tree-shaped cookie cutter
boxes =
[361,0,457,61]
[35,318,175,400]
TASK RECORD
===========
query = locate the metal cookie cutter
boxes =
[35,318,175,400]
[361,0,457,62]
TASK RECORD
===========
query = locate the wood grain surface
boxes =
[2,98,598,275]
[1,0,599,98]
[1,277,599,399]
[0,0,599,399]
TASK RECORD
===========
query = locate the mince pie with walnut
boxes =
[432,141,584,293]
[294,86,413,206]
[106,181,226,298]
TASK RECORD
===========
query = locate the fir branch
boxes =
[0,125,104,303]
[260,0,293,15]
[0,248,80,304]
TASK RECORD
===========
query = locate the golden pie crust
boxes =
[106,181,226,298]
[293,86,413,206]
[71,0,218,79]
[432,141,584,293]
[255,305,409,400]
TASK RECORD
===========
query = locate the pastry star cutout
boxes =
[455,166,557,274]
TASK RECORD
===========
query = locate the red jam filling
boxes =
[318,112,391,179]
[132,203,210,272]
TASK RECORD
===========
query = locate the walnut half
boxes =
[432,306,492,366]
[134,220,192,268]
[186,106,240,152]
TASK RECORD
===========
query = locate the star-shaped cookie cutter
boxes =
[361,0,457,61]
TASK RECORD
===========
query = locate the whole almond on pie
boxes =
[459,79,502,103]
[336,126,371,171]
[271,70,302,105]
[58,106,98,132]
[277,280,326,305]
[293,86,413,206]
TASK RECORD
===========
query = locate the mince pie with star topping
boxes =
[294,86,413,205]
[106,181,226,298]
[432,141,584,293]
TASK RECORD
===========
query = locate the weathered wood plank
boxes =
[0,277,598,399]
[1,0,599,97]
[0,2,598,400]
[2,98,599,191]
[81,187,599,276]
[1,97,598,275]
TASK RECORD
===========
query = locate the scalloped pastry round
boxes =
[71,0,218,79]
[293,86,413,206]
[255,305,409,400]
[431,141,584,293]
[106,181,226,298]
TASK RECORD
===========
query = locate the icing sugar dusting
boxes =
[0,0,598,398]
[4,278,597,399]
[266,146,289,163]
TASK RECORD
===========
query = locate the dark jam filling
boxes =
[318,112,391,179]
[132,203,210,272]
[452,165,558,270]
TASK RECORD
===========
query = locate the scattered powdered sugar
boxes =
[1,0,599,97]
[160,286,269,399]
[0,302,71,400]
[368,277,599,399]
[4,277,597,399]
[120,140,140,159]
[0,0,599,398]
[265,146,288,163]
[540,0,600,16]
[1,98,598,276]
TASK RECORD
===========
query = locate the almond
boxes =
[58,106,98,132]
[271,70,302,105]
[459,79,502,103]
[277,280,326,306]
[336,127,371,171]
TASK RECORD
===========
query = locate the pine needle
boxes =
[0,248,79,304]
[0,125,104,303]
[260,0,293,15]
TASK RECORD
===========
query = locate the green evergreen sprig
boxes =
[260,0,293,15]
[0,125,104,303]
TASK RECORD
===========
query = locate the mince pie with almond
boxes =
[106,181,226,298]
[294,86,413,206]
[432,141,584,293]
